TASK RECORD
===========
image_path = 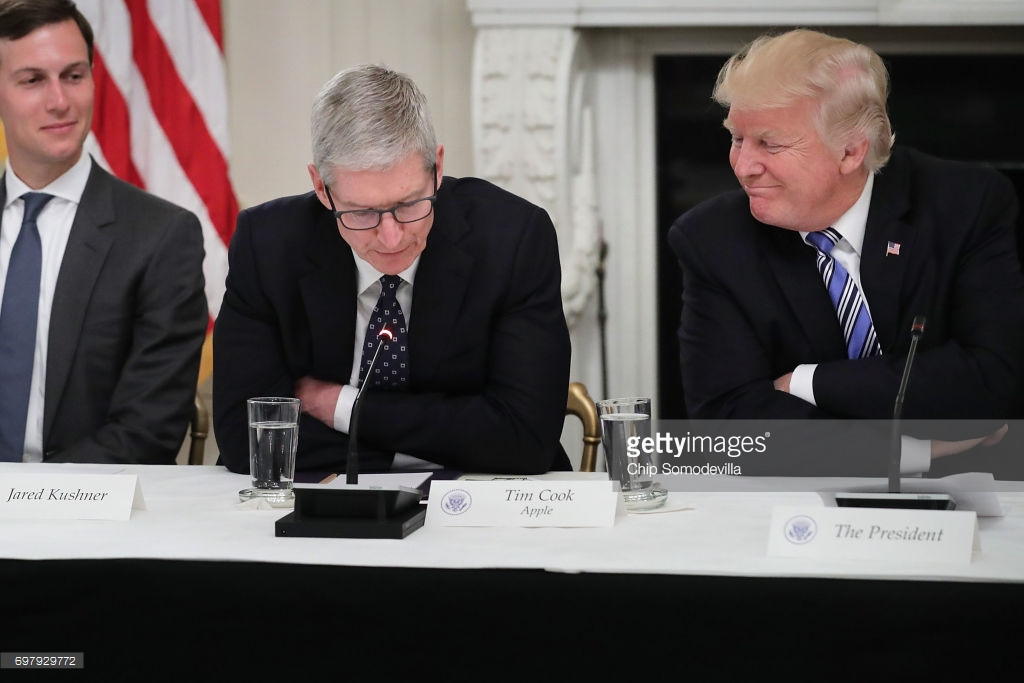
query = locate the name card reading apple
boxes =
[426,480,619,527]
[767,505,978,564]
[0,473,146,521]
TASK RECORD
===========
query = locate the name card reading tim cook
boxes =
[426,480,619,527]
[0,473,146,521]
[767,506,978,565]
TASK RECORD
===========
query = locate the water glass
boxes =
[596,396,667,510]
[239,397,300,506]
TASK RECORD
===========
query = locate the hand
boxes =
[931,423,1008,459]
[293,376,343,428]
[773,372,793,394]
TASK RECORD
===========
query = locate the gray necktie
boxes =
[0,192,55,461]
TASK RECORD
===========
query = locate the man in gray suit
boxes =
[0,0,207,464]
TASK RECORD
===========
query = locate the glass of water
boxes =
[596,397,667,511]
[239,397,301,506]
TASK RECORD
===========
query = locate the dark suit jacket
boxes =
[213,176,571,475]
[0,161,208,464]
[668,146,1024,475]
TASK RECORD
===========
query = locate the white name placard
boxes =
[0,473,146,521]
[426,480,620,527]
[767,505,978,564]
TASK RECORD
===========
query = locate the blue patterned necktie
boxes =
[358,274,410,389]
[806,228,882,359]
[0,192,55,461]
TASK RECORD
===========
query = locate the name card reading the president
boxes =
[426,480,619,527]
[767,505,978,564]
[0,473,146,521]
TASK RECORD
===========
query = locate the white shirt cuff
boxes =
[788,364,817,405]
[333,384,359,433]
[900,436,931,475]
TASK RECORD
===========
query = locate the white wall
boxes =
[222,0,476,209]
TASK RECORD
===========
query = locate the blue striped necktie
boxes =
[806,228,882,359]
[0,192,55,461]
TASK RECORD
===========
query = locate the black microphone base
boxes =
[275,486,426,539]
[834,492,956,511]
[275,505,425,539]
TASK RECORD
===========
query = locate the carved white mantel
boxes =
[467,0,1024,425]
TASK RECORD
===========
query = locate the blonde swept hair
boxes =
[713,29,895,173]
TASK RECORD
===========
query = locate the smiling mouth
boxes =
[42,121,78,132]
[743,185,780,194]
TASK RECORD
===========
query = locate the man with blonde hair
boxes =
[668,29,1024,475]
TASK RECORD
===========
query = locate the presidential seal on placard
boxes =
[441,489,472,515]
[784,515,818,544]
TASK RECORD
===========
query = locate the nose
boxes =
[376,212,404,249]
[731,141,764,179]
[46,80,70,112]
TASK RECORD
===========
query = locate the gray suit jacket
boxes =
[0,160,208,464]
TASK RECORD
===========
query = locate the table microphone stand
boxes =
[276,327,426,539]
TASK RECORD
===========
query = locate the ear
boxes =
[838,137,869,176]
[308,163,331,209]
[434,144,445,189]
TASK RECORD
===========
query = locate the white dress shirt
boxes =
[788,174,930,474]
[330,252,436,470]
[0,153,92,462]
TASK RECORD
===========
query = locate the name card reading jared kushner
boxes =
[426,480,620,527]
[0,473,146,521]
[767,505,978,564]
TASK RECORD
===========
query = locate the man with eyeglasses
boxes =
[213,64,572,475]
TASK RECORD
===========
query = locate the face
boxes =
[725,97,865,232]
[0,20,93,189]
[309,146,443,275]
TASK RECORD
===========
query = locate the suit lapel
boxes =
[407,196,473,385]
[44,164,117,439]
[299,208,357,382]
[860,159,915,351]
[762,224,847,359]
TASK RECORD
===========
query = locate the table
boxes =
[2,463,1023,677]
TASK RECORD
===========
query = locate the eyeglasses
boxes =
[324,165,438,231]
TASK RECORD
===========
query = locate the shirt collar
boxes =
[353,250,421,295]
[801,173,874,254]
[4,154,92,209]
[5,153,92,209]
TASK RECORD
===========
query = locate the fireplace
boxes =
[467,1,1024,423]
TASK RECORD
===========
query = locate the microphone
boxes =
[346,326,393,485]
[835,314,956,510]
[887,314,926,494]
[275,325,426,539]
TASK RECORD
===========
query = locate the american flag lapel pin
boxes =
[886,241,901,256]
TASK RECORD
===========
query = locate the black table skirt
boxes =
[2,558,1023,679]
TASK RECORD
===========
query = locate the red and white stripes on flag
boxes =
[77,0,236,338]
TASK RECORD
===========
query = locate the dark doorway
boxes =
[655,52,1024,419]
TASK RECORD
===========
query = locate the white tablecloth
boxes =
[2,462,1022,583]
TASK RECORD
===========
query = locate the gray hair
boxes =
[311,64,437,186]
[714,29,894,173]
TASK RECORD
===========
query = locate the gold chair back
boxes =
[566,381,601,472]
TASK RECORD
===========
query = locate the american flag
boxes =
[78,0,237,382]
[886,241,901,256]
